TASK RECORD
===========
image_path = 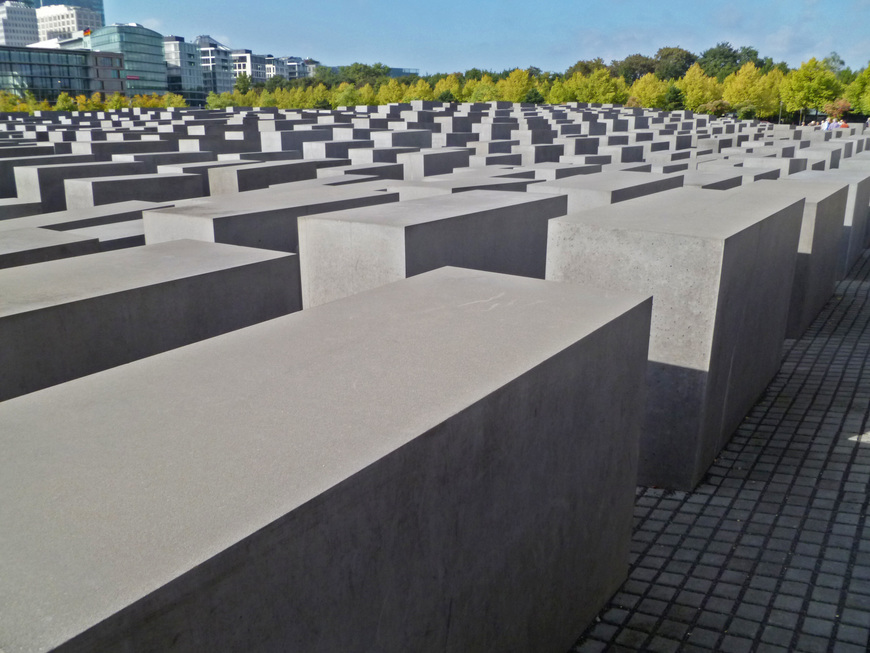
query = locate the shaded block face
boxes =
[0,267,651,653]
[14,160,148,211]
[0,240,300,401]
[143,186,401,253]
[756,179,848,338]
[0,227,99,269]
[528,170,684,212]
[298,190,568,307]
[791,168,870,278]
[546,186,803,489]
[63,173,205,209]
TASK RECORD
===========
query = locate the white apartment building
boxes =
[265,54,287,80]
[231,49,266,84]
[36,4,101,42]
[0,2,38,47]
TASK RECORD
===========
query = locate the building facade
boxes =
[31,0,103,24]
[231,48,266,85]
[0,43,123,99]
[194,34,232,95]
[163,35,204,105]
[65,23,166,96]
[0,2,38,47]
[36,3,101,42]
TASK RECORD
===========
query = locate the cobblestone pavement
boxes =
[571,250,870,653]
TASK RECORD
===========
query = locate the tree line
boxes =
[209,43,867,121]
[1,42,867,121]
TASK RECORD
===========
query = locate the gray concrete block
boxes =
[0,266,651,653]
[758,179,848,338]
[64,220,145,251]
[791,168,870,278]
[15,160,149,212]
[397,147,471,180]
[63,173,204,209]
[0,201,172,233]
[299,190,567,307]
[527,170,684,212]
[207,159,315,195]
[0,153,97,198]
[144,185,400,253]
[0,239,300,401]
[546,185,803,489]
[0,227,99,268]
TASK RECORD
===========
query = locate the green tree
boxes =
[663,83,685,110]
[264,75,287,93]
[331,82,359,108]
[565,58,607,77]
[53,91,75,111]
[571,68,629,104]
[163,92,187,108]
[234,72,252,94]
[523,87,545,104]
[846,65,870,114]
[780,58,843,114]
[610,53,655,84]
[468,74,500,102]
[654,46,696,80]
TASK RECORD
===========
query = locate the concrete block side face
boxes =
[839,176,870,275]
[546,221,723,370]
[144,211,217,245]
[62,177,96,209]
[404,194,567,280]
[546,219,725,490]
[788,186,849,338]
[51,296,652,653]
[708,201,803,457]
[87,176,204,208]
[0,255,300,401]
[299,217,405,308]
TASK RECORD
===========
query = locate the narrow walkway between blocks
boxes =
[572,249,870,653]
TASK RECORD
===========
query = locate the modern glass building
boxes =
[0,43,123,100]
[164,35,204,106]
[63,23,166,96]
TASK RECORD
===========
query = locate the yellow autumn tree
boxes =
[496,68,532,102]
[630,73,669,108]
[675,63,723,111]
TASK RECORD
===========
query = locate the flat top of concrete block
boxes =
[148,184,397,221]
[0,200,173,233]
[300,189,561,228]
[0,266,649,653]
[791,168,870,184]
[0,239,289,317]
[756,177,849,204]
[535,170,682,193]
[64,220,144,241]
[553,185,802,240]
[680,170,744,188]
[64,172,199,183]
[0,226,96,255]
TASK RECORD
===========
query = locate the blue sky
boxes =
[106,0,870,75]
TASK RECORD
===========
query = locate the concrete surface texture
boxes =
[298,189,567,307]
[0,266,652,653]
[546,184,804,490]
[0,102,868,652]
[0,239,300,401]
